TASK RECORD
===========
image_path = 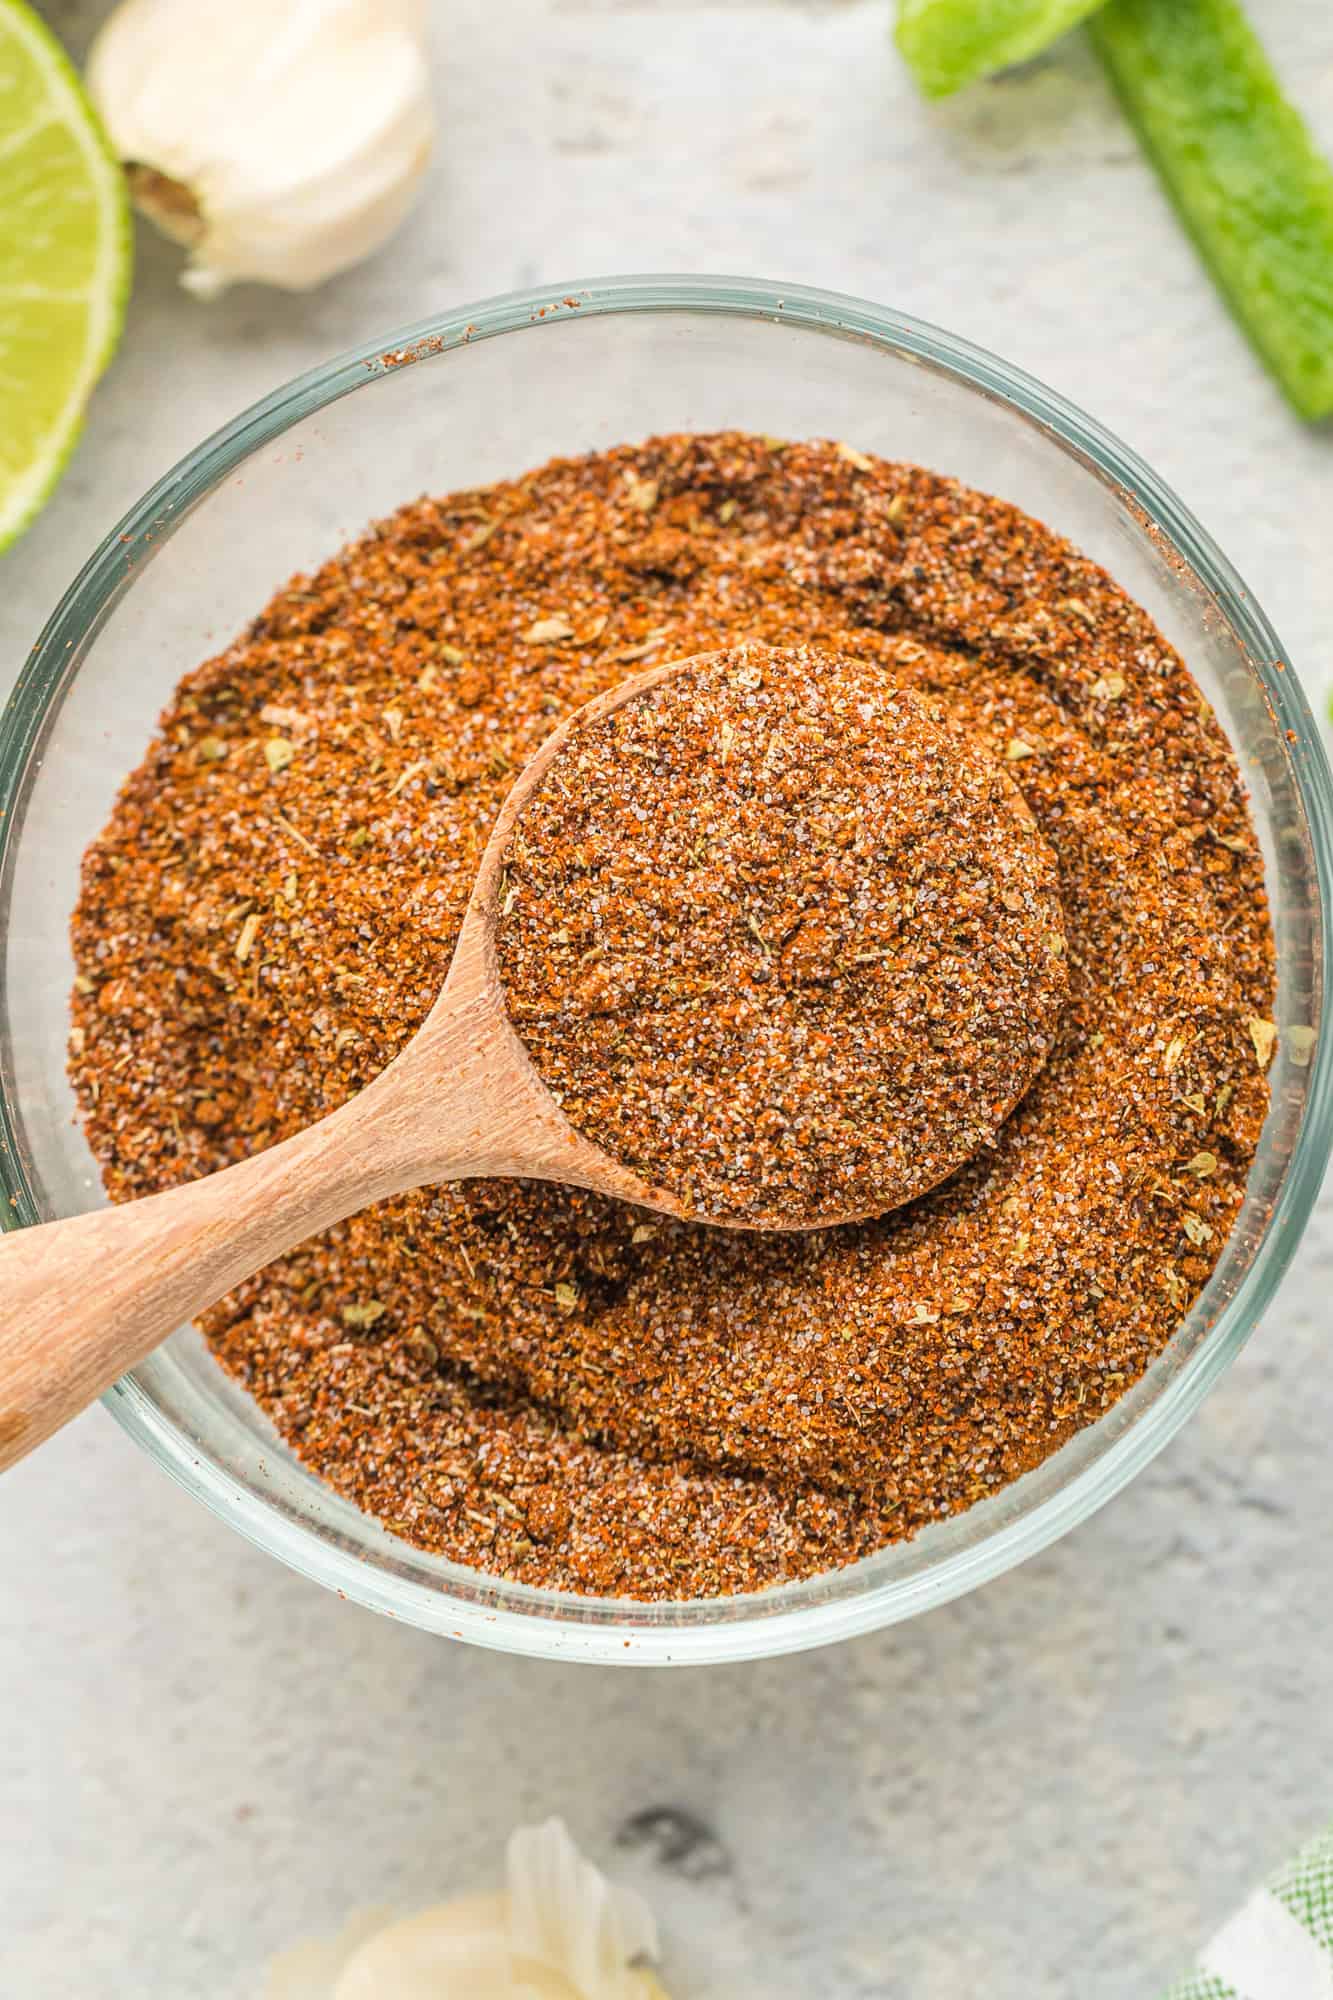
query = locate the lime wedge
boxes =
[0,0,131,551]
[895,0,1107,98]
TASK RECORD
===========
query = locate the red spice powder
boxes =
[68,433,1275,1600]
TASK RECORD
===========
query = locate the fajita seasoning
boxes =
[70,433,1275,1600]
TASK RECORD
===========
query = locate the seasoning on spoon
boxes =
[497,644,1068,1226]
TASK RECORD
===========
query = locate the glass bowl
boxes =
[2,276,1330,1665]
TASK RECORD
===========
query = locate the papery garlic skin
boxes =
[508,1820,660,2000]
[86,0,434,296]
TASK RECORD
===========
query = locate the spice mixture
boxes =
[70,432,1276,1600]
[497,643,1068,1226]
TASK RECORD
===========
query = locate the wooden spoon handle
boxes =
[0,901,648,1471]
[0,1071,420,1473]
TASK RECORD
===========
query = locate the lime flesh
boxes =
[0,0,130,550]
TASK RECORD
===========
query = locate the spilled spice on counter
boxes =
[497,643,1068,1226]
[69,432,1275,1600]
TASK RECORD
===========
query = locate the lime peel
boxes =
[0,0,132,551]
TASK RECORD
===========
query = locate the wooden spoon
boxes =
[0,658,853,1473]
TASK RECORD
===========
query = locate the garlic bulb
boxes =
[86,0,434,298]
[265,1819,669,2000]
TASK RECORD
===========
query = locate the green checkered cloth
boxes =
[1165,1822,1333,1998]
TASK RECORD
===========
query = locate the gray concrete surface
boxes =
[3,2,1333,1994]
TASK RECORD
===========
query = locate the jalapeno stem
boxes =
[894,0,1103,99]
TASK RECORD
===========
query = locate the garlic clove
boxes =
[266,1908,398,2000]
[86,0,434,296]
[331,1896,563,2000]
[264,1821,667,2000]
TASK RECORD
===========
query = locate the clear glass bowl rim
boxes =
[3,272,1331,1665]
